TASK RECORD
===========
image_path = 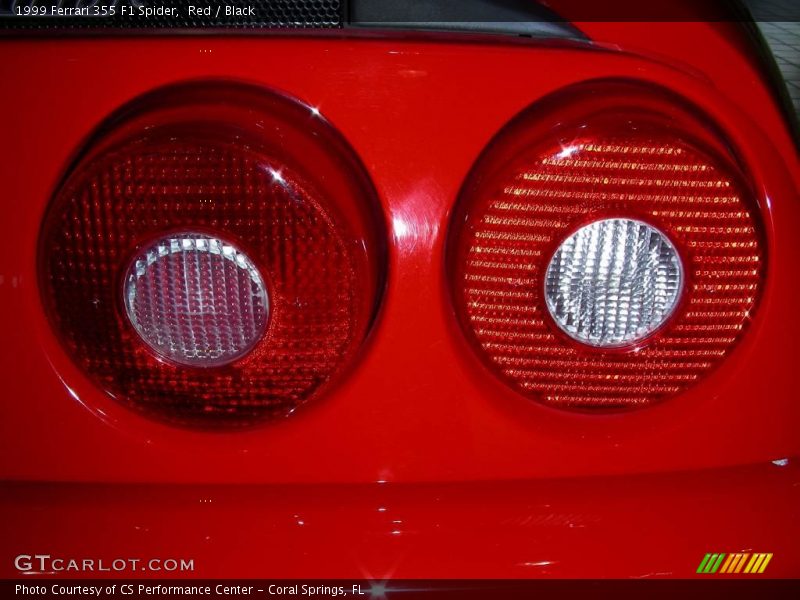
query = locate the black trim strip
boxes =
[345,0,585,40]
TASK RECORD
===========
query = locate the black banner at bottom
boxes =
[4,580,800,600]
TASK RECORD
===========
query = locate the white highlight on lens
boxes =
[544,218,683,348]
[124,233,269,367]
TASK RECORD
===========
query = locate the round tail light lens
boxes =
[40,82,386,428]
[124,233,270,368]
[544,218,683,348]
[448,83,765,410]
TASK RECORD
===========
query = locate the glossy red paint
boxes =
[1,461,798,578]
[0,22,798,578]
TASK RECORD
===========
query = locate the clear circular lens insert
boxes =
[544,218,683,348]
[124,233,269,367]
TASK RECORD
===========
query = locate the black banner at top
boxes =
[1,0,800,29]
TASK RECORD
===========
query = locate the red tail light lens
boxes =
[40,82,386,428]
[449,83,765,410]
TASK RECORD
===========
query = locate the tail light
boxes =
[448,83,765,410]
[39,82,386,428]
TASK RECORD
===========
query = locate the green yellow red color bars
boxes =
[697,553,773,574]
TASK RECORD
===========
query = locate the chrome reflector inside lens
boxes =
[544,218,682,348]
[124,233,269,367]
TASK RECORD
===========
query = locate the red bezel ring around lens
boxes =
[448,82,766,411]
[39,81,386,429]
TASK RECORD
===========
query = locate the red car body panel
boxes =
[1,461,799,579]
[1,20,798,578]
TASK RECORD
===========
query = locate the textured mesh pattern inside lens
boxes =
[125,235,269,367]
[544,219,682,347]
[456,131,764,409]
[42,137,368,427]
